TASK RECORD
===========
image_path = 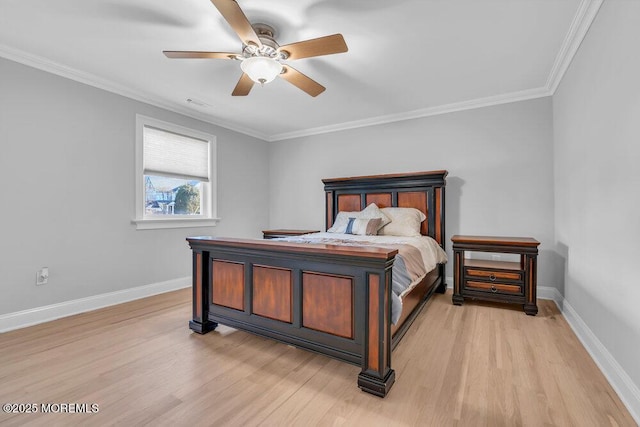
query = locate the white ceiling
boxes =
[0,0,601,141]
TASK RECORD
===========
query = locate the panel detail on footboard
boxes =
[252,265,292,323]
[302,272,354,339]
[367,274,380,372]
[212,260,244,311]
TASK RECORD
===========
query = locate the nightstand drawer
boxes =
[465,268,522,282]
[465,280,523,295]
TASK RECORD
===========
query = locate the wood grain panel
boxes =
[528,257,535,305]
[383,272,390,371]
[435,187,442,243]
[326,191,334,229]
[195,253,202,318]
[398,191,428,235]
[451,235,540,246]
[368,274,380,372]
[302,272,353,339]
[212,260,244,311]
[322,170,448,184]
[365,193,392,208]
[337,194,361,213]
[190,237,397,260]
[252,266,292,323]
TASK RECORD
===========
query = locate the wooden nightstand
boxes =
[451,235,540,315]
[262,229,320,239]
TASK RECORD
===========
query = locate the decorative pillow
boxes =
[327,211,359,233]
[360,203,391,229]
[345,217,382,235]
[327,203,390,233]
[378,207,427,237]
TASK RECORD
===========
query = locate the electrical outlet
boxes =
[36,267,49,285]
[491,255,501,261]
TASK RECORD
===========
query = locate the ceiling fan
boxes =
[163,0,348,97]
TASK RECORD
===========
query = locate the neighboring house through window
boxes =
[133,115,218,229]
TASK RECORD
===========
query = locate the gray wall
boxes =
[268,97,559,286]
[553,1,640,388]
[0,57,269,315]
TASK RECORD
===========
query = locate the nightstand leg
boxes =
[436,265,447,293]
[524,254,538,316]
[452,250,464,305]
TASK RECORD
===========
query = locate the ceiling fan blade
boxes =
[210,0,262,47]
[232,73,254,96]
[163,51,238,59]
[278,34,348,60]
[279,65,326,97]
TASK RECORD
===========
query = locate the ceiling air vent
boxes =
[186,98,211,108]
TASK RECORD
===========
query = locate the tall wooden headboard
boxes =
[322,170,448,247]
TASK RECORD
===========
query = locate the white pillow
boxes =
[378,207,427,237]
[327,203,390,233]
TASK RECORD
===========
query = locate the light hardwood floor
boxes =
[0,289,635,426]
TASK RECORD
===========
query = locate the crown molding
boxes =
[0,0,602,142]
[545,0,604,94]
[0,42,552,143]
[267,86,552,141]
[0,43,270,141]
[267,0,603,142]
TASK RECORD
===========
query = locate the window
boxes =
[133,115,218,229]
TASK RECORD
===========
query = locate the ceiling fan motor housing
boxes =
[242,23,288,60]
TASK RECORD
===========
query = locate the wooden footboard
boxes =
[187,237,399,396]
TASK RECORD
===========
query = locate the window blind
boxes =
[143,126,209,181]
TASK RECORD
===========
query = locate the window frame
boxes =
[133,115,219,230]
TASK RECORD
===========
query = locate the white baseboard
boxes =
[557,293,640,425]
[536,285,564,304]
[0,277,191,333]
[444,280,639,423]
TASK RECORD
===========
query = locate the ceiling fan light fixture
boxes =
[241,56,283,85]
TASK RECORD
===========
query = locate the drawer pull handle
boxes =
[490,285,498,293]
[489,274,496,281]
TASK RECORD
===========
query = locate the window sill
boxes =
[132,217,221,230]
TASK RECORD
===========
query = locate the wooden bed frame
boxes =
[187,170,447,397]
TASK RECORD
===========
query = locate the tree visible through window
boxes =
[134,115,217,229]
[174,183,201,214]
